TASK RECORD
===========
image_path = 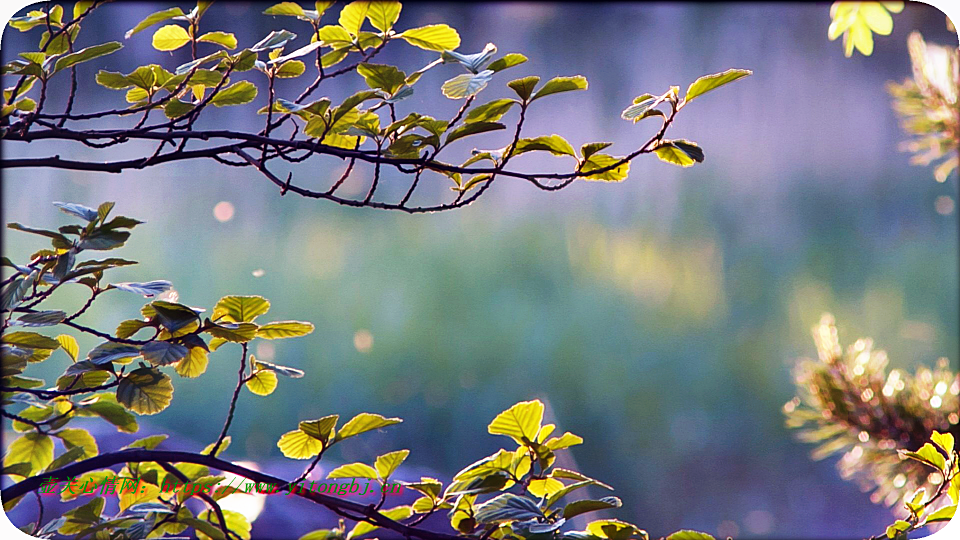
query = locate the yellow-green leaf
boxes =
[275,60,306,78]
[375,449,410,480]
[198,31,237,50]
[55,428,99,459]
[116,367,174,415]
[348,506,411,539]
[299,414,338,443]
[57,334,79,361]
[256,320,315,339]
[152,24,191,52]
[211,81,258,106]
[277,429,324,459]
[245,369,278,396]
[327,462,378,479]
[488,400,543,444]
[175,346,209,378]
[338,1,369,35]
[336,413,403,441]
[367,1,401,32]
[213,295,270,323]
[400,24,460,51]
[3,433,54,475]
[684,68,751,102]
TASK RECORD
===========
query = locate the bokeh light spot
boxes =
[214,201,235,222]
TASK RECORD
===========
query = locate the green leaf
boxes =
[78,229,130,250]
[514,134,576,157]
[263,2,305,17]
[924,504,957,523]
[213,295,270,323]
[356,63,406,94]
[196,509,250,540]
[338,1,369,35]
[11,310,66,327]
[256,320,315,339]
[241,361,299,381]
[116,366,174,415]
[488,400,543,444]
[126,7,185,38]
[7,223,72,248]
[245,368,278,396]
[327,462,378,479]
[141,341,188,366]
[620,94,663,123]
[275,60,306,78]
[175,346,209,378]
[53,42,122,74]
[112,280,173,297]
[122,434,168,450]
[563,497,622,519]
[152,24,191,51]
[277,429,324,459]
[78,394,138,432]
[198,31,237,50]
[400,24,460,51]
[445,121,505,145]
[55,428,99,459]
[488,53,527,73]
[581,153,629,182]
[251,30,297,51]
[653,142,694,167]
[586,519,644,540]
[207,321,259,342]
[885,520,911,539]
[375,449,410,480]
[3,433,53,475]
[442,70,493,99]
[666,531,716,540]
[45,446,85,474]
[211,81,258,106]
[684,68,751,102]
[931,431,955,455]
[465,99,516,123]
[902,443,947,471]
[336,413,403,441]
[531,75,588,102]
[367,1,401,32]
[348,506,412,539]
[53,201,98,221]
[581,142,613,160]
[299,414,338,443]
[507,76,539,101]
[474,493,542,524]
[4,331,61,350]
[317,25,353,45]
[545,432,583,451]
[56,334,79,361]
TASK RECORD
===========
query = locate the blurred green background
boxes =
[2,2,959,538]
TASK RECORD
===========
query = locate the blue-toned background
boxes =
[3,2,959,538]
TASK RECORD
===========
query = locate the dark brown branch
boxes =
[1,449,463,540]
[207,343,248,456]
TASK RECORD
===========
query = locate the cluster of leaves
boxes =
[827,2,903,57]
[2,1,750,213]
[879,431,957,539]
[2,201,315,537]
[784,314,959,523]
[0,203,729,540]
[887,31,959,183]
[284,399,720,540]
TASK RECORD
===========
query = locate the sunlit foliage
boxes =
[785,314,958,536]
[888,31,960,183]
[1,203,718,540]
[1,1,750,213]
